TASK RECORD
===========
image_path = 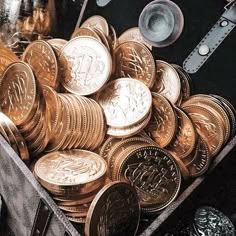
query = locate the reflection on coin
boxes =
[22,40,59,89]
[85,182,140,236]
[152,60,181,104]
[118,27,152,50]
[0,62,37,125]
[145,93,177,147]
[114,41,156,88]
[116,146,181,213]
[61,36,112,95]
[81,15,109,36]
[95,78,152,128]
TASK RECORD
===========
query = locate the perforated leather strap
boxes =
[183,1,236,74]
[31,199,53,236]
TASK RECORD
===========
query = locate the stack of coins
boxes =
[0,61,49,157]
[95,78,153,138]
[33,149,107,223]
[0,112,29,163]
[43,86,106,152]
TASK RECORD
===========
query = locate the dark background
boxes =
[54,1,236,234]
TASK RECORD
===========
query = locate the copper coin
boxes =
[55,194,95,206]
[114,41,155,88]
[93,28,111,52]
[116,146,181,213]
[118,27,152,50]
[22,40,59,89]
[85,181,140,236]
[109,25,118,49]
[183,105,224,157]
[59,204,90,213]
[64,212,88,218]
[81,15,109,36]
[152,60,181,104]
[0,62,37,125]
[71,27,101,41]
[47,38,68,51]
[61,36,112,95]
[187,137,210,177]
[166,107,197,159]
[145,93,178,147]
[96,78,152,128]
[67,216,86,224]
[107,110,152,138]
[34,150,107,191]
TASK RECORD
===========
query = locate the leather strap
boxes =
[183,1,236,74]
[30,199,53,236]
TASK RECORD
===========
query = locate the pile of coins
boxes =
[0,112,29,163]
[33,150,107,224]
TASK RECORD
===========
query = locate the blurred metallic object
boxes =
[96,0,112,7]
[0,0,56,55]
[138,0,184,47]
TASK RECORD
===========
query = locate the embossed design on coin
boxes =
[22,40,59,89]
[0,62,36,125]
[145,93,177,147]
[118,27,152,50]
[193,207,235,236]
[96,78,152,128]
[85,182,140,236]
[34,150,107,186]
[114,41,156,88]
[152,60,181,104]
[61,37,112,95]
[118,146,181,213]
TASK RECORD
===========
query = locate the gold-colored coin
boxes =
[114,41,156,88]
[118,27,152,50]
[183,105,224,157]
[81,15,109,36]
[145,93,178,147]
[0,62,37,125]
[99,137,121,160]
[85,182,141,236]
[71,27,101,41]
[34,150,107,192]
[95,78,152,128]
[166,107,197,159]
[22,40,59,90]
[152,60,181,104]
[67,216,86,224]
[61,36,112,95]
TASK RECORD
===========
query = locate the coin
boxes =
[34,150,107,192]
[115,146,181,213]
[99,137,122,159]
[114,41,156,88]
[64,211,88,218]
[109,25,118,49]
[183,105,224,157]
[22,40,59,89]
[81,15,109,36]
[0,62,37,125]
[61,36,112,95]
[166,107,197,159]
[47,38,68,51]
[85,181,141,236]
[71,27,101,41]
[67,216,86,224]
[95,78,152,128]
[59,204,90,213]
[145,93,178,147]
[118,27,152,50]
[187,137,210,177]
[152,60,181,104]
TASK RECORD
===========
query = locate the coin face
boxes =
[0,62,36,125]
[183,105,224,156]
[81,15,109,36]
[114,41,156,88]
[117,146,181,213]
[167,107,197,159]
[193,207,235,236]
[145,93,177,147]
[34,150,107,187]
[152,60,181,104]
[61,37,112,95]
[71,27,101,41]
[118,27,152,50]
[96,78,152,128]
[85,182,141,236]
[22,40,59,89]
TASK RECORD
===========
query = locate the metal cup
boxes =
[138,0,184,47]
